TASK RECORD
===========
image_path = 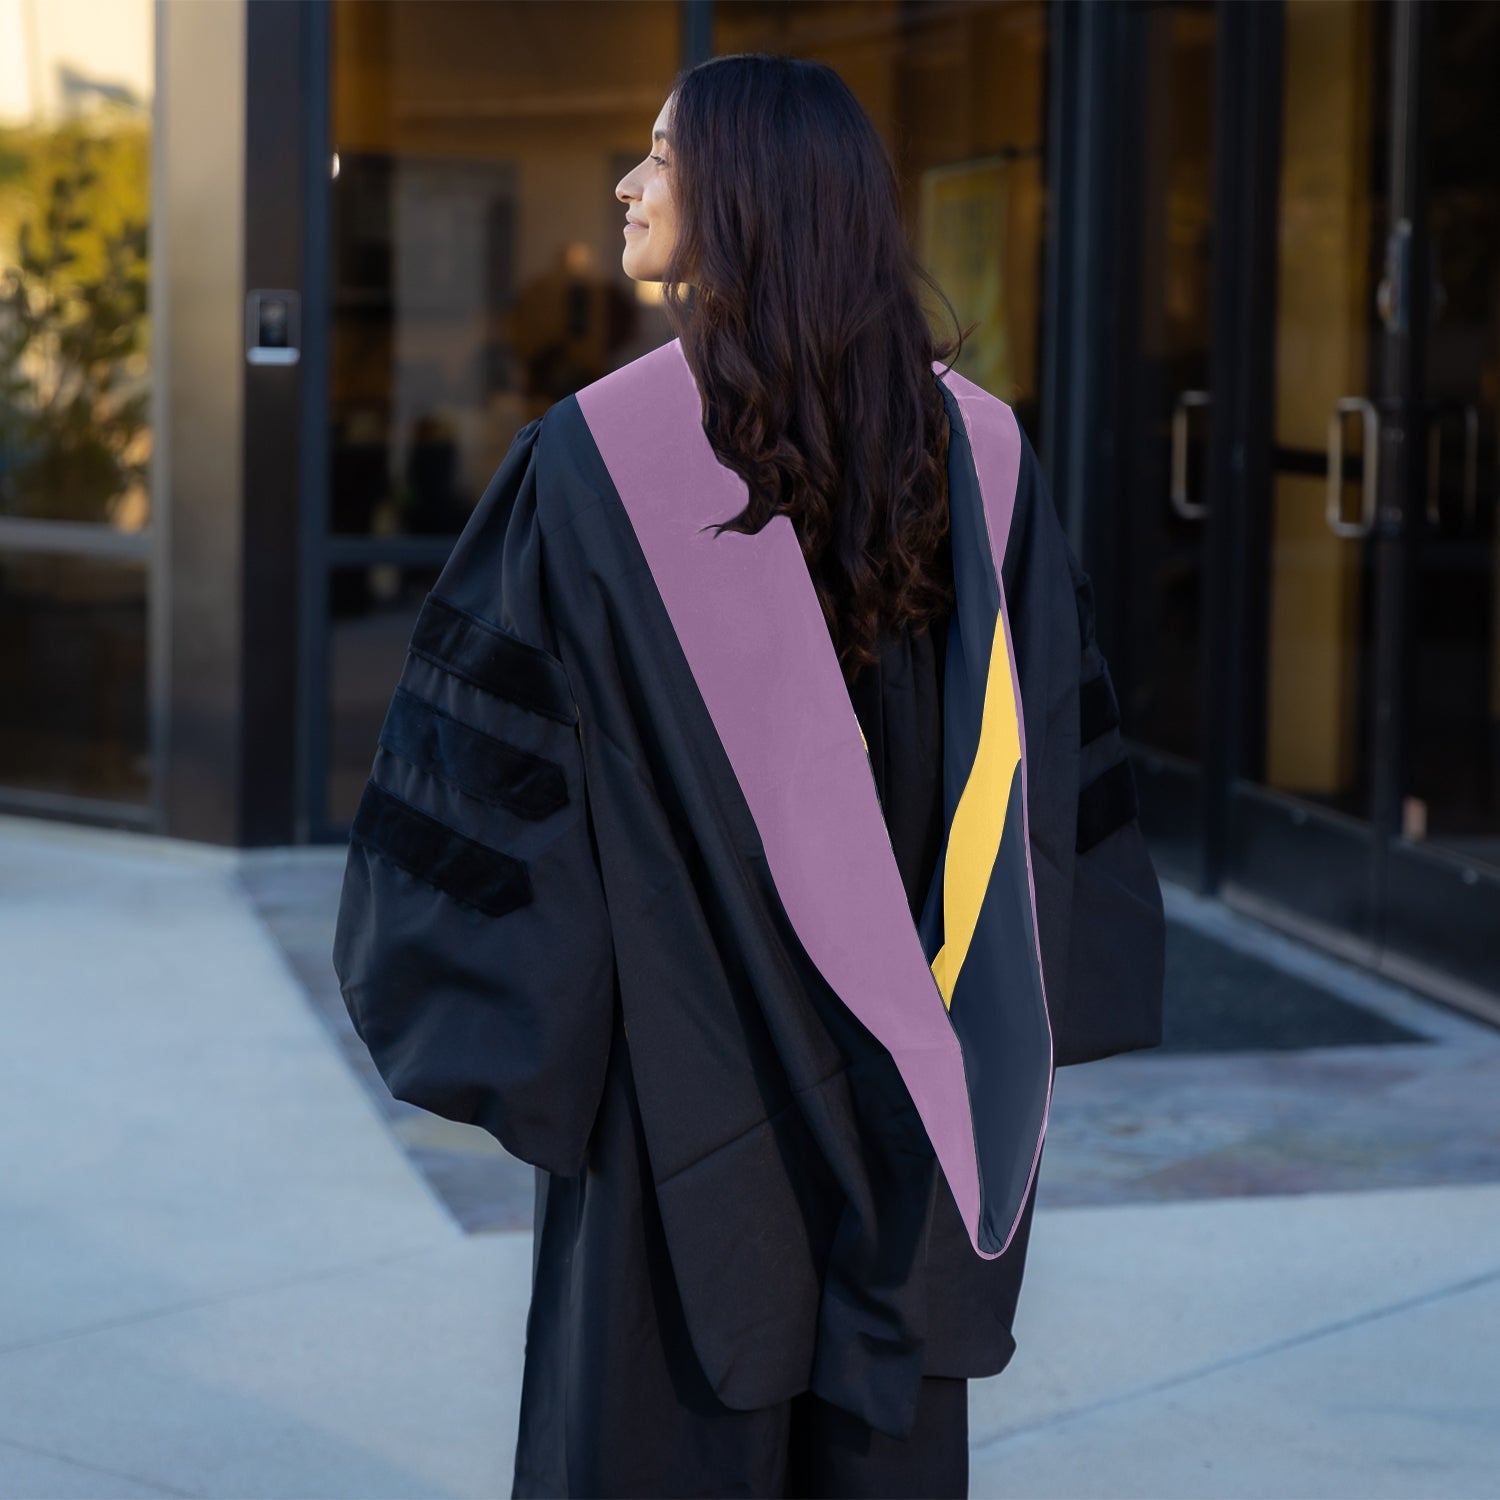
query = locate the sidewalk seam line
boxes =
[971,1261,1500,1455]
[0,1237,452,1360]
[0,1430,200,1499]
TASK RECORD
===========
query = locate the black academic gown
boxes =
[509,594,1042,1499]
[332,338,1165,1499]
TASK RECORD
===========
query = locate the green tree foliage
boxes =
[0,114,151,525]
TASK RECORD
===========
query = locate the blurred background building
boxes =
[0,0,1495,1021]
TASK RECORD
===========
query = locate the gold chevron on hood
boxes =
[928,606,1023,1009]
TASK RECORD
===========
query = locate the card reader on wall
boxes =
[246,290,301,366]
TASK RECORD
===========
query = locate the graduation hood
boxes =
[574,337,1052,1260]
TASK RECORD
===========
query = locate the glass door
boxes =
[1109,0,1219,885]
[1220,0,1498,1011]
[1382,0,1500,1004]
[309,0,683,838]
[1223,0,1391,950]
[0,0,157,823]
[1079,0,1493,1010]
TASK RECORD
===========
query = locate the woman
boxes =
[333,53,1164,1500]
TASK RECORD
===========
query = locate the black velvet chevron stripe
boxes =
[1077,758,1140,854]
[409,594,578,725]
[380,688,569,820]
[349,779,533,918]
[1079,667,1121,748]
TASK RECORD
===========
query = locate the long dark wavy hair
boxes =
[657,53,973,683]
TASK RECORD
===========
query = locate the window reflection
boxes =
[1404,0,1500,866]
[715,0,1049,439]
[0,551,148,801]
[328,563,442,825]
[328,0,679,541]
[0,0,153,528]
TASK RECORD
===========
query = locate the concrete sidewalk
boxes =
[2,813,1497,1499]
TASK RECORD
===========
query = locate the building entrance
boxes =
[1116,0,1499,1015]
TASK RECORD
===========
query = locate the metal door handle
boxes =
[1463,402,1478,528]
[1326,396,1379,539]
[1426,417,1441,526]
[1423,401,1479,529]
[1170,390,1211,520]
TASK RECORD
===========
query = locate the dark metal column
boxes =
[682,1,714,68]
[240,0,318,845]
[296,1,332,845]
[161,0,248,844]
[1040,0,1124,564]
[1198,0,1284,894]
[161,0,321,845]
[1369,0,1430,942]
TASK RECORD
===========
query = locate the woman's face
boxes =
[616,95,677,282]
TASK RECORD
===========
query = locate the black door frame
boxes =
[1073,0,1497,1016]
[292,0,1492,1012]
[1200,0,1285,897]
[1372,2,1500,1014]
[1367,0,1429,950]
[1213,0,1436,970]
[1211,0,1399,958]
[296,0,332,845]
[295,1,718,844]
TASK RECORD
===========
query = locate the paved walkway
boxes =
[1,812,1497,1499]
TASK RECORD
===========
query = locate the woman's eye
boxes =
[649,153,668,168]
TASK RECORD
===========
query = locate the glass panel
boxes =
[1222,0,1388,940]
[1115,2,1216,764]
[1251,0,1382,822]
[0,0,154,527]
[0,551,148,801]
[714,0,1049,442]
[326,561,441,825]
[1101,1,1216,881]
[327,0,679,540]
[1400,0,1500,874]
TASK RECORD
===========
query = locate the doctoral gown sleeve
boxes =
[1056,530,1166,1063]
[330,414,616,1175]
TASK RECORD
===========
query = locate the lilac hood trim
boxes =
[574,339,1045,1257]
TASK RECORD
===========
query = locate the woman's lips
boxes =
[624,222,646,233]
